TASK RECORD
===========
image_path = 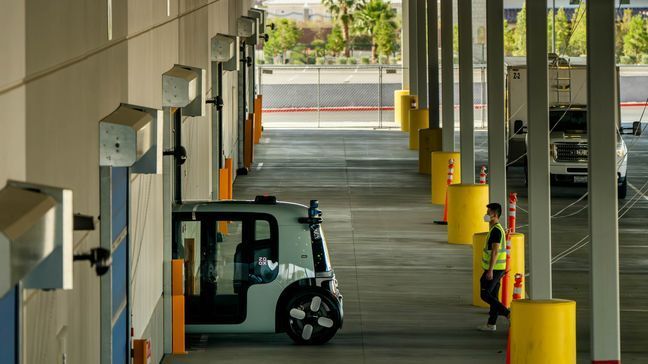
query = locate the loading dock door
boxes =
[111,167,129,364]
[0,287,17,363]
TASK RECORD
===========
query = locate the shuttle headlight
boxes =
[616,143,627,158]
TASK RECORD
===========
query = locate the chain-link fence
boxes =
[258,64,647,129]
[258,65,404,128]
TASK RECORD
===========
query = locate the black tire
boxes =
[619,178,628,199]
[284,289,341,345]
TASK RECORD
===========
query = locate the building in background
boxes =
[262,0,402,22]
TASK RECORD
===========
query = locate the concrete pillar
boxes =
[416,0,428,108]
[440,0,454,151]
[402,0,410,89]
[587,1,621,361]
[427,0,440,128]
[457,0,474,183]
[407,0,418,96]
[486,0,506,225]
[526,0,552,299]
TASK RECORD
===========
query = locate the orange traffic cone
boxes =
[434,158,454,225]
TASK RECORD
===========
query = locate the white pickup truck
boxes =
[506,56,629,198]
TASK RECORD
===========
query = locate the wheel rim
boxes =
[288,294,336,342]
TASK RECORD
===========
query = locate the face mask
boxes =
[483,214,491,223]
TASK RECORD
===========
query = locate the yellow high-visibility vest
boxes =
[482,223,507,270]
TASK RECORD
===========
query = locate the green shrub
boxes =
[326,58,336,65]
[291,59,305,65]
[361,56,371,64]
[337,57,348,65]
[641,54,648,65]
[379,55,389,64]
[307,56,316,65]
[619,55,635,64]
[316,57,326,65]
[348,58,358,65]
[257,59,266,65]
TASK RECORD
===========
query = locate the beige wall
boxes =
[0,0,26,188]
[0,0,252,362]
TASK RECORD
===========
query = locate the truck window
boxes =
[550,110,587,133]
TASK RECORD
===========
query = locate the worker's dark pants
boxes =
[480,270,510,325]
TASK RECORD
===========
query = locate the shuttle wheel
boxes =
[619,177,628,199]
[285,289,340,345]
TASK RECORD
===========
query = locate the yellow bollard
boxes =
[418,128,442,174]
[510,300,576,364]
[401,94,418,132]
[447,184,489,244]
[408,108,429,150]
[394,90,409,126]
[472,232,525,308]
[431,152,461,205]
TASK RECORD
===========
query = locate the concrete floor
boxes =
[164,129,648,364]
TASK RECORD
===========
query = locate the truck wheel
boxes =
[285,289,340,345]
[619,178,628,199]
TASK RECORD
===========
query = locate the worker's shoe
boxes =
[477,324,496,332]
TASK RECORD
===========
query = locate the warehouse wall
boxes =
[0,0,251,362]
[0,0,26,189]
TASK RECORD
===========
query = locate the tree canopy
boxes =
[354,0,397,63]
[322,0,365,57]
[623,14,648,61]
[264,18,302,63]
[326,24,346,56]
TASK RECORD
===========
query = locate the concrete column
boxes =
[587,1,621,361]
[408,0,418,96]
[440,0,455,151]
[402,0,410,89]
[427,0,440,128]
[416,0,428,108]
[486,0,506,224]
[458,0,474,183]
[526,0,552,299]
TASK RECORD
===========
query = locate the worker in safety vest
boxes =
[477,203,511,332]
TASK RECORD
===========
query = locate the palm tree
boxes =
[322,0,365,57]
[354,0,397,63]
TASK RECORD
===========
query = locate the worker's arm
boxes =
[486,243,500,280]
